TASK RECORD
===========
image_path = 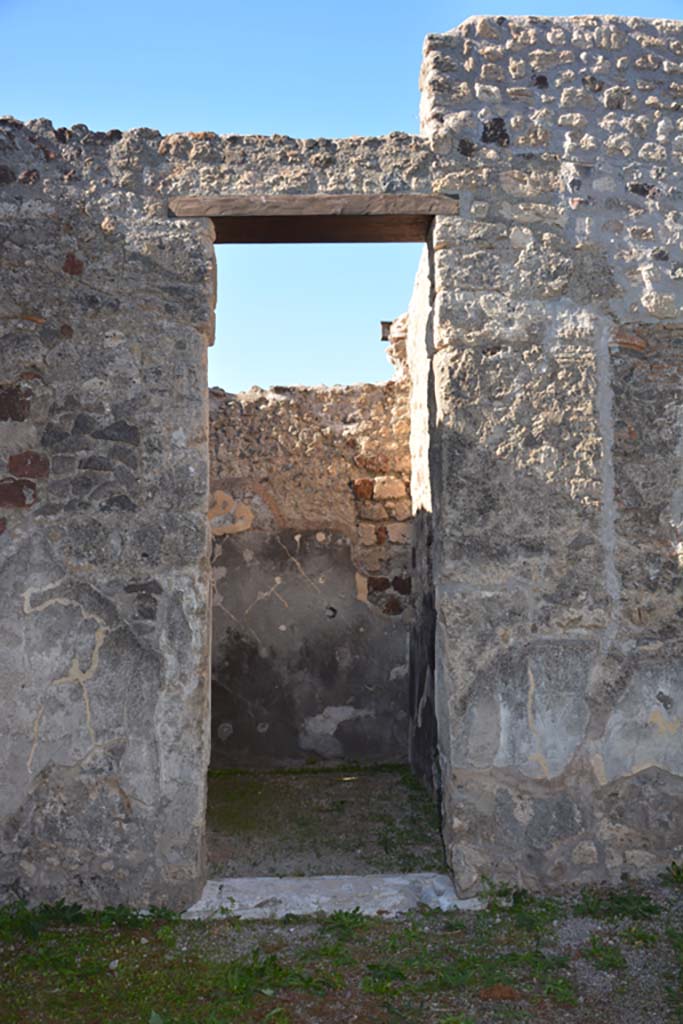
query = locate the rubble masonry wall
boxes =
[2,15,683,904]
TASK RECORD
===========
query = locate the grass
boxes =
[487,887,563,936]
[0,899,178,940]
[320,907,368,941]
[663,863,683,887]
[584,936,627,971]
[574,885,661,921]
[622,924,658,947]
[0,903,340,1024]
[2,880,683,1023]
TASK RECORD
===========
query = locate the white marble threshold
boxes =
[183,872,484,921]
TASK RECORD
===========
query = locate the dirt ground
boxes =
[206,764,446,877]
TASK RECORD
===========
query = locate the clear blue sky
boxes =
[3,0,681,391]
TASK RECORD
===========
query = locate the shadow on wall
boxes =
[211,527,410,768]
[431,326,683,891]
[408,507,438,794]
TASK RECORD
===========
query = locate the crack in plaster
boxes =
[244,577,289,617]
[26,705,45,774]
[23,580,110,773]
[221,604,267,655]
[276,537,321,593]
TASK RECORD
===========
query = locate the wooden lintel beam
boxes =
[167,193,458,243]
[168,193,459,220]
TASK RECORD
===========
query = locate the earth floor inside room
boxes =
[206,765,445,879]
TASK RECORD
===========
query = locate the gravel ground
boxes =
[3,875,683,1022]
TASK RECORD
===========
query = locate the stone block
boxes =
[373,476,406,500]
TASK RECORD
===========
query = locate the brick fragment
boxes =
[392,576,411,595]
[63,251,84,276]
[352,478,374,500]
[8,451,49,478]
[0,383,32,422]
[0,477,37,508]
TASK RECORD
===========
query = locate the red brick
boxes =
[352,478,374,500]
[0,477,37,508]
[8,450,49,478]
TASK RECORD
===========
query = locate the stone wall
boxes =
[4,15,683,907]
[0,121,432,908]
[0,124,215,909]
[419,15,683,893]
[208,321,413,766]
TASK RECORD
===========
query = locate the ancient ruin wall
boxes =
[0,134,216,909]
[208,327,413,766]
[420,15,683,892]
[0,122,432,907]
[4,15,683,907]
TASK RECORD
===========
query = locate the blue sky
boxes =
[3,0,681,390]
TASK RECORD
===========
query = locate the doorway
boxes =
[168,192,451,878]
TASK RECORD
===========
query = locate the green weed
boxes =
[361,961,407,994]
[585,936,627,970]
[543,975,578,1006]
[665,935,683,1024]
[442,915,467,933]
[575,886,661,921]
[662,862,683,886]
[622,925,658,947]
[495,889,562,934]
[303,939,354,966]
[320,907,368,941]
[0,899,176,943]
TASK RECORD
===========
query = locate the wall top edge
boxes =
[433,14,683,38]
[0,115,426,152]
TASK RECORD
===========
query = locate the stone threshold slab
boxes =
[183,873,484,920]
